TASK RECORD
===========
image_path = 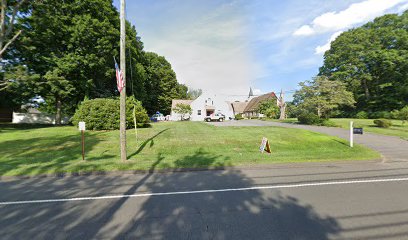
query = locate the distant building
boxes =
[170,90,276,121]
[170,99,194,121]
[243,92,277,118]
[231,101,248,117]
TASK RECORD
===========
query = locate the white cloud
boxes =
[293,25,314,36]
[315,31,343,55]
[143,2,255,95]
[294,0,408,36]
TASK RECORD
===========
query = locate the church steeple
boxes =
[249,87,254,97]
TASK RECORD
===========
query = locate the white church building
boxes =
[170,92,237,121]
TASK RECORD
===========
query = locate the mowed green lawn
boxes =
[330,118,408,140]
[0,122,379,176]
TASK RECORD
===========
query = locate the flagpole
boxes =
[120,0,127,161]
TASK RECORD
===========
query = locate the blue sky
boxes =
[113,0,408,98]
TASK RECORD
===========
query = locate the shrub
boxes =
[369,111,391,119]
[355,111,368,119]
[72,97,150,130]
[373,119,392,128]
[392,106,408,124]
[235,114,243,120]
[297,112,323,125]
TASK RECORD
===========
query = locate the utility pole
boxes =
[120,0,127,161]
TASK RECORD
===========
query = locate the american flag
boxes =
[114,60,124,93]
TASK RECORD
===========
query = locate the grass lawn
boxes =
[330,118,408,140]
[0,122,379,176]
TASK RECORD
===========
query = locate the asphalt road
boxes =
[1,160,408,239]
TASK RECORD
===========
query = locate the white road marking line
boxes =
[1,177,408,205]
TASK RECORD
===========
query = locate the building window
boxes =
[198,110,201,115]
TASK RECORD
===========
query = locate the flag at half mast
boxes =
[114,58,125,93]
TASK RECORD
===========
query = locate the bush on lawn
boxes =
[373,119,392,128]
[297,112,324,125]
[72,97,150,130]
[355,111,368,119]
[369,111,391,119]
[391,106,408,124]
[235,114,243,120]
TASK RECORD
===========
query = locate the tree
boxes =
[0,65,39,109]
[277,90,286,120]
[173,103,192,121]
[293,76,355,118]
[320,11,408,113]
[187,88,202,100]
[257,99,279,119]
[12,0,133,123]
[392,106,408,124]
[0,0,31,59]
[5,0,186,123]
[144,52,187,115]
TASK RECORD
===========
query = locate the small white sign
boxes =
[79,122,86,131]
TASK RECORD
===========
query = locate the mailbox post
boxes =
[350,121,353,148]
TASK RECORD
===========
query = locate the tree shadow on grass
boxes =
[127,128,170,159]
[0,151,344,239]
[173,148,231,169]
[0,132,103,176]
[0,123,56,130]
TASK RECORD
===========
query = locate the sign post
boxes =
[350,121,353,148]
[79,122,86,160]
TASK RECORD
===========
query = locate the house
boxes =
[170,99,194,121]
[12,107,70,124]
[243,92,277,118]
[171,92,235,121]
[170,90,276,121]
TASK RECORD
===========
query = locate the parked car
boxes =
[204,113,225,122]
[150,112,165,122]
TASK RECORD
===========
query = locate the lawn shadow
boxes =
[128,128,169,158]
[0,123,56,130]
[332,139,350,147]
[173,148,231,169]
[0,131,103,176]
[0,151,343,239]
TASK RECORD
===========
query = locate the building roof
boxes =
[231,101,248,113]
[171,99,194,109]
[244,92,277,112]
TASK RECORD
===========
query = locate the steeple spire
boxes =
[249,87,254,97]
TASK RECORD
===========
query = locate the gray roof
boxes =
[231,102,248,114]
[244,92,277,112]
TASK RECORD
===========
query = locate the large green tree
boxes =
[4,0,188,121]
[0,0,32,60]
[320,11,408,113]
[13,0,121,123]
[143,52,187,115]
[293,76,355,118]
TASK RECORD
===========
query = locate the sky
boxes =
[113,0,408,99]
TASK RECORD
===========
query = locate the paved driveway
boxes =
[208,120,408,162]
